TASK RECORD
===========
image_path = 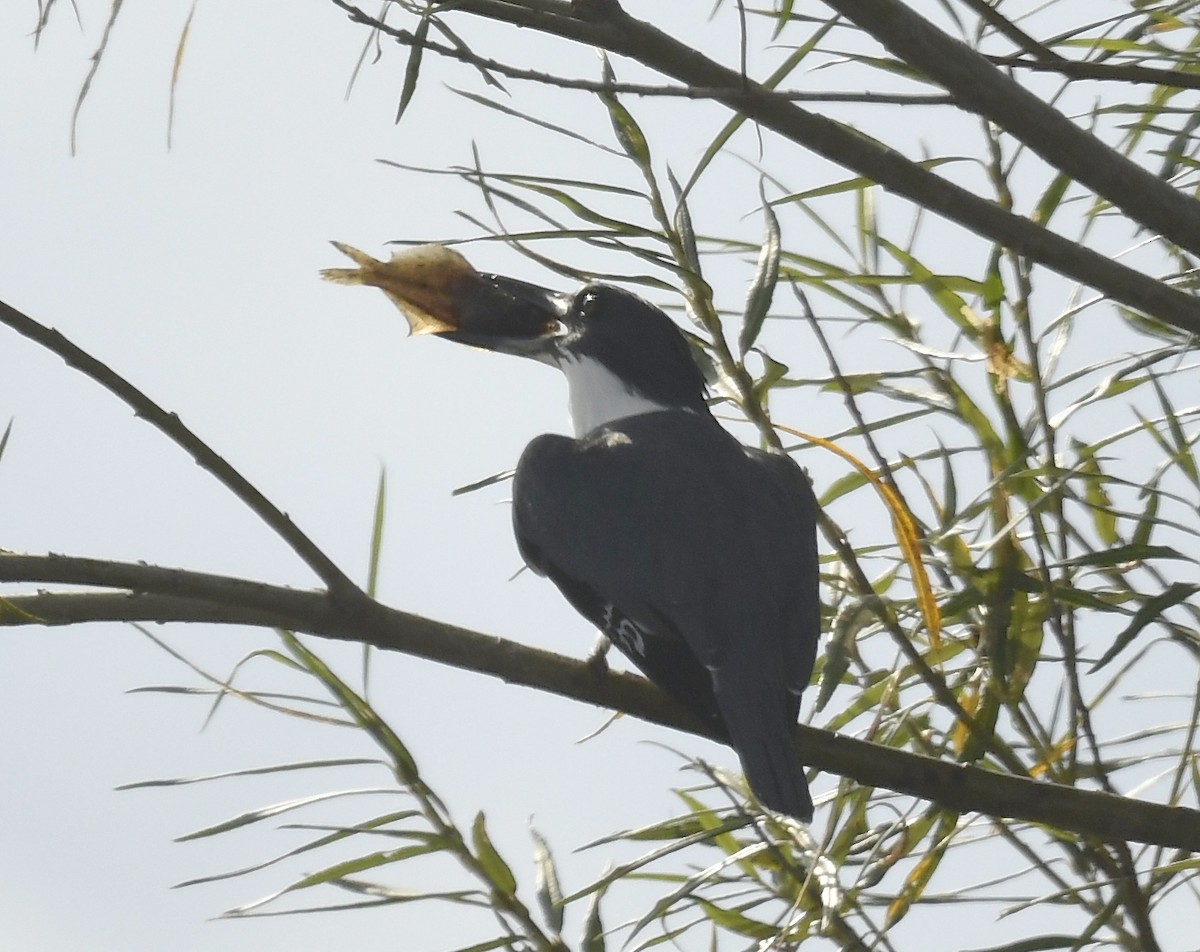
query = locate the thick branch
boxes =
[4,552,1200,853]
[344,0,1200,334]
[822,0,1200,255]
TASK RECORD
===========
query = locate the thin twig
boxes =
[0,299,363,602]
[331,0,952,104]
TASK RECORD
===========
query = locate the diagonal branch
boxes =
[821,0,1200,254]
[0,298,364,603]
[328,0,1200,334]
[3,551,1200,853]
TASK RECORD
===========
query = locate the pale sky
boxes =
[0,5,807,949]
[2,3,1195,951]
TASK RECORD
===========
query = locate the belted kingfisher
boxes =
[442,276,821,820]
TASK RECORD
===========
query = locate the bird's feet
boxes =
[585,633,612,678]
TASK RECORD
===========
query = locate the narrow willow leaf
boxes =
[446,939,520,952]
[1149,370,1200,487]
[450,89,620,155]
[739,183,781,355]
[70,0,127,153]
[750,353,789,407]
[885,810,959,927]
[697,900,776,940]
[175,810,419,888]
[1090,582,1200,671]
[815,609,855,712]
[672,792,745,868]
[580,884,607,952]
[281,633,420,781]
[118,758,382,789]
[667,168,702,281]
[774,157,969,203]
[963,934,1084,952]
[1005,588,1046,703]
[1058,543,1189,568]
[779,424,942,647]
[0,417,13,463]
[431,21,505,93]
[289,841,447,890]
[367,466,387,599]
[452,468,515,496]
[627,844,767,943]
[228,882,478,917]
[681,20,837,196]
[880,238,979,339]
[472,812,518,897]
[166,1,197,150]
[531,826,564,934]
[1131,481,1161,549]
[176,789,399,840]
[395,13,430,124]
[1074,442,1119,545]
[1032,171,1072,226]
[599,60,652,171]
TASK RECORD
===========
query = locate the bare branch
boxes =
[327,0,1200,334]
[822,0,1200,255]
[0,298,364,603]
[3,551,1200,853]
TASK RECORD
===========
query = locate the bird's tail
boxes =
[716,682,813,821]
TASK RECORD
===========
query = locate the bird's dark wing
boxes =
[512,424,724,727]
[741,444,822,704]
[512,412,819,818]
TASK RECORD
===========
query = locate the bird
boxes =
[438,275,822,820]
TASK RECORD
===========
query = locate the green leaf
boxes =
[452,468,514,497]
[118,757,382,789]
[738,182,781,355]
[1131,480,1161,549]
[580,882,607,952]
[281,633,421,782]
[879,238,980,339]
[1057,544,1190,569]
[176,789,400,840]
[1149,370,1200,487]
[472,812,518,897]
[531,826,563,934]
[598,60,651,172]
[446,939,520,952]
[395,13,431,124]
[1004,588,1046,703]
[174,811,420,888]
[667,168,702,282]
[1073,441,1119,545]
[680,19,837,196]
[697,900,776,939]
[366,466,387,599]
[1091,582,1200,671]
[965,936,1100,952]
[750,353,789,407]
[885,810,959,927]
[1032,171,1072,226]
[774,157,969,203]
[289,840,448,890]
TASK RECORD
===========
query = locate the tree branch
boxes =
[3,551,1199,853]
[329,0,1200,335]
[822,0,1200,255]
[990,54,1200,93]
[0,298,364,603]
